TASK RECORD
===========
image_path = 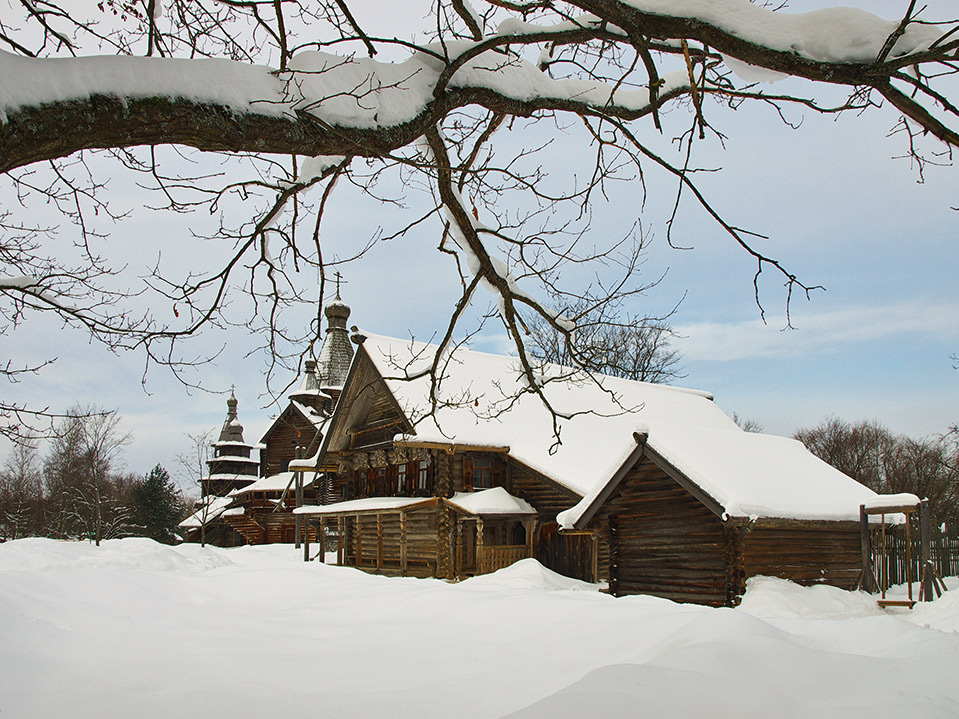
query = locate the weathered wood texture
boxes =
[260,405,320,478]
[537,523,598,582]
[326,350,412,454]
[342,510,438,578]
[596,456,730,606]
[741,525,862,590]
[182,520,247,547]
[508,460,581,521]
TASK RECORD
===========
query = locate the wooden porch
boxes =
[299,502,536,579]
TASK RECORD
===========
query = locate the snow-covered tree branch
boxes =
[0,0,957,437]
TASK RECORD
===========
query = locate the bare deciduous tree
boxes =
[1,1,957,436]
[178,428,215,547]
[0,437,43,539]
[796,417,959,524]
[42,407,133,544]
[526,296,683,383]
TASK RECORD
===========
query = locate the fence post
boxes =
[860,505,876,593]
[920,499,933,602]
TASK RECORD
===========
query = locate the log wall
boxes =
[597,456,730,606]
[508,460,580,521]
[741,524,862,590]
[343,510,438,578]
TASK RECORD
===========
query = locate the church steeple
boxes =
[316,278,354,397]
[218,390,245,444]
[202,391,259,497]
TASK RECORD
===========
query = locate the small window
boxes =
[472,457,492,489]
[397,463,408,494]
[417,460,431,492]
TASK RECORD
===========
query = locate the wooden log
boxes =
[303,518,310,562]
[476,518,485,575]
[318,517,326,564]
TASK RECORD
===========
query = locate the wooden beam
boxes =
[394,440,510,454]
[318,517,326,564]
[347,418,404,436]
[476,517,485,575]
[862,505,920,516]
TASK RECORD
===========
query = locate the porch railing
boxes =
[479,544,530,574]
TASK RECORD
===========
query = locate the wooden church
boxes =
[289,332,883,606]
[179,290,355,546]
[182,291,886,607]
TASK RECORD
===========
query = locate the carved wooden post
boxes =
[608,515,619,597]
[337,516,344,566]
[436,451,454,579]
[303,517,310,562]
[318,517,326,564]
[476,517,485,575]
[294,447,303,549]
[590,533,599,584]
[356,514,363,566]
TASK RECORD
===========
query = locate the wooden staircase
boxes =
[224,513,266,545]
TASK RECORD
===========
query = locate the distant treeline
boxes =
[0,407,185,544]
[795,417,959,526]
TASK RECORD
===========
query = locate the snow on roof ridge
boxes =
[448,487,536,515]
[356,333,738,498]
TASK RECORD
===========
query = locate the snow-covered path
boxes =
[1,538,957,718]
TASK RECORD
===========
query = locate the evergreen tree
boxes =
[132,465,184,545]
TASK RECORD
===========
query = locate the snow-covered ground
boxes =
[1,538,958,718]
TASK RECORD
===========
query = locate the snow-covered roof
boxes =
[202,472,258,482]
[293,496,435,516]
[178,496,234,529]
[229,471,297,497]
[448,488,536,516]
[361,333,732,498]
[291,400,328,431]
[213,441,257,449]
[208,455,261,466]
[863,494,922,513]
[358,334,880,524]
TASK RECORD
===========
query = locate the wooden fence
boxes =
[870,518,959,587]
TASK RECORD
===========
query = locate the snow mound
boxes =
[737,575,881,619]
[910,578,959,633]
[460,558,600,592]
[0,537,236,573]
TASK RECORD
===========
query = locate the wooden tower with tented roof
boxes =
[201,391,260,497]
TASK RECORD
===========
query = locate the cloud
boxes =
[676,299,959,362]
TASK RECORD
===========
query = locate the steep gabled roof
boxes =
[259,399,327,447]
[352,333,879,525]
[356,333,732,495]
